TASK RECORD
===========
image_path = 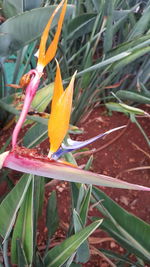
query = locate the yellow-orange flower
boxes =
[37,0,67,72]
[48,60,76,155]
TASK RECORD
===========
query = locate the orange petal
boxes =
[51,59,64,111]
[37,0,67,69]
[48,71,76,154]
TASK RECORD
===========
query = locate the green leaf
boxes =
[113,46,150,71]
[46,191,59,240]
[2,1,18,18]
[33,176,45,251]
[106,102,145,116]
[63,252,76,267]
[35,252,45,267]
[67,13,97,40]
[81,51,93,89]
[0,174,32,241]
[0,97,48,125]
[103,0,114,53]
[127,5,150,40]
[32,83,53,112]
[16,239,28,267]
[92,187,150,261]
[71,183,82,210]
[113,9,133,22]
[116,90,150,104]
[79,185,92,226]
[77,51,131,77]
[0,33,23,57]
[0,5,75,56]
[33,176,45,218]
[0,136,11,154]
[109,33,150,57]
[99,248,142,266]
[73,210,90,264]
[84,155,93,171]
[23,0,42,11]
[23,123,48,148]
[3,0,23,14]
[100,218,147,263]
[44,220,102,267]
[11,178,34,264]
[106,102,129,114]
[76,184,85,212]
[4,0,42,14]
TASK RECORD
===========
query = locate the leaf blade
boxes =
[92,186,150,261]
[44,220,102,267]
[0,174,32,241]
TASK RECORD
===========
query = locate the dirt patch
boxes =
[76,106,150,223]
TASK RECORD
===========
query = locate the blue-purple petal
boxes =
[52,125,126,159]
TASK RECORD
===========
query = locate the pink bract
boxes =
[2,147,150,191]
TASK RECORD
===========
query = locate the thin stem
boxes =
[130,141,150,160]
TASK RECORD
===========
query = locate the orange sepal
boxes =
[48,68,76,154]
[51,59,63,111]
[37,0,67,69]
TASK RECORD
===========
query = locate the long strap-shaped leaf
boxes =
[44,220,102,267]
[92,187,150,261]
[0,174,32,242]
[11,179,34,264]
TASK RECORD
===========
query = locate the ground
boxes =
[0,105,150,266]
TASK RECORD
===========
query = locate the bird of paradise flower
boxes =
[0,0,150,192]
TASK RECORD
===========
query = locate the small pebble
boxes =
[110,241,117,248]
[58,187,64,192]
